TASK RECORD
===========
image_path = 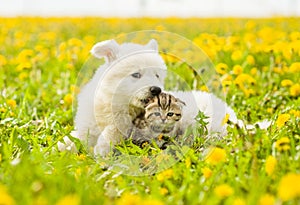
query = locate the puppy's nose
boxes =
[150,86,161,96]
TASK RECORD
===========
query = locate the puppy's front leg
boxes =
[94,125,122,157]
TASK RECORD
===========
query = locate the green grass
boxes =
[0,17,300,205]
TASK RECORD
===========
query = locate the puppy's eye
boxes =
[131,72,142,78]
[155,74,159,78]
[167,112,174,117]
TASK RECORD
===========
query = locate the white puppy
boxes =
[58,39,167,156]
[58,39,270,156]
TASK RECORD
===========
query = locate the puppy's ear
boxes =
[146,39,158,51]
[90,39,119,62]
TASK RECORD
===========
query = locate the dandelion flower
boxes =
[201,167,212,179]
[156,169,173,182]
[233,198,246,205]
[281,79,293,87]
[275,137,290,151]
[6,99,17,109]
[290,83,300,97]
[222,113,230,125]
[116,193,141,205]
[276,114,290,128]
[0,185,15,205]
[63,94,73,106]
[233,65,243,75]
[56,194,80,205]
[246,55,255,65]
[259,194,275,205]
[216,63,228,75]
[214,184,234,198]
[205,147,227,165]
[159,187,168,195]
[265,155,277,176]
[231,50,243,62]
[278,173,300,201]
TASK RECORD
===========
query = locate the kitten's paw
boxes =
[94,141,111,157]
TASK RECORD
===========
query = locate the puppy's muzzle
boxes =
[150,86,161,96]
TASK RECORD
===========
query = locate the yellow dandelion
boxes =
[246,55,255,65]
[278,173,300,201]
[275,137,290,151]
[0,185,15,205]
[233,65,243,75]
[63,94,73,106]
[233,198,246,205]
[289,62,300,73]
[55,194,80,205]
[6,99,17,109]
[159,187,168,195]
[222,113,230,125]
[185,157,191,168]
[281,79,293,87]
[0,54,7,66]
[231,50,243,62]
[290,83,300,97]
[143,199,164,205]
[205,147,227,165]
[0,107,7,113]
[156,169,173,182]
[259,194,275,205]
[200,85,209,92]
[250,67,258,75]
[216,63,228,75]
[289,109,300,118]
[116,193,142,205]
[214,184,234,198]
[155,25,165,31]
[201,167,212,179]
[265,155,277,176]
[276,114,290,128]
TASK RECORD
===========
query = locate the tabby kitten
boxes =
[130,92,185,147]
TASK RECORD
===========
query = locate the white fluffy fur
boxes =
[58,39,270,157]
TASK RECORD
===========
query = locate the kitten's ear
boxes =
[176,98,186,107]
[146,39,158,51]
[90,39,119,63]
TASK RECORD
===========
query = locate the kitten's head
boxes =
[144,92,185,134]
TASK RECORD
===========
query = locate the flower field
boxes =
[0,17,300,205]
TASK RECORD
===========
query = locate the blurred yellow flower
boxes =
[289,62,300,73]
[63,94,73,106]
[205,147,227,165]
[214,184,234,198]
[216,63,228,75]
[258,194,275,205]
[159,187,168,195]
[0,54,7,66]
[231,50,243,62]
[116,193,141,205]
[233,65,243,75]
[278,173,300,201]
[222,113,230,125]
[233,198,246,205]
[250,67,258,75]
[0,185,15,205]
[290,83,300,97]
[276,114,290,128]
[56,194,80,205]
[280,79,293,87]
[275,137,290,152]
[6,99,17,109]
[265,155,277,176]
[246,55,255,65]
[201,167,212,179]
[156,169,173,181]
[289,109,300,117]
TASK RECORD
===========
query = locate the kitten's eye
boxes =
[131,72,142,78]
[167,112,174,117]
[155,74,159,78]
[154,112,161,116]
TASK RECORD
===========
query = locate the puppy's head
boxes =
[92,39,167,109]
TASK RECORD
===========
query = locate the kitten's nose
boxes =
[150,86,161,96]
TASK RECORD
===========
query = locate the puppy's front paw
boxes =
[94,141,111,157]
[57,136,77,153]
